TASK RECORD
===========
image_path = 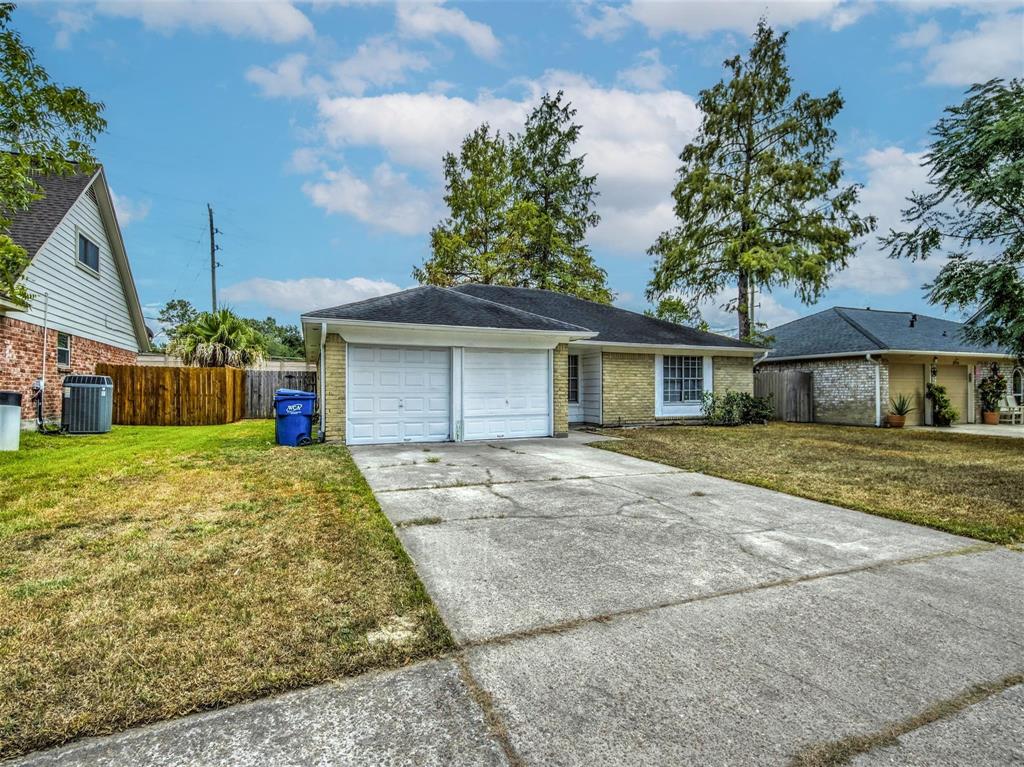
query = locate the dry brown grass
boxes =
[596,423,1024,544]
[0,421,451,758]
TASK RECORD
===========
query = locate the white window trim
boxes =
[75,225,101,277]
[567,353,580,405]
[56,332,72,369]
[655,354,713,417]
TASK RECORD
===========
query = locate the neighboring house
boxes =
[758,307,1021,426]
[301,284,760,446]
[0,165,150,426]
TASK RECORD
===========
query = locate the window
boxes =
[1014,368,1024,406]
[78,233,99,272]
[57,332,71,368]
[567,354,580,404]
[663,355,703,403]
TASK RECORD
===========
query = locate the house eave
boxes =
[758,349,1016,365]
[572,339,763,356]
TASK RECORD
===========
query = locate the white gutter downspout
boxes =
[318,322,327,442]
[866,353,881,427]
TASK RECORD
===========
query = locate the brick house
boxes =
[1,164,150,427]
[299,284,761,445]
[757,307,1021,426]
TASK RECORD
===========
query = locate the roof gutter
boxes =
[761,349,1015,364]
[318,321,327,443]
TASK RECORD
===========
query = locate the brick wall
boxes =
[713,356,754,395]
[1,315,137,424]
[601,352,655,425]
[552,343,569,437]
[760,357,887,426]
[321,333,346,442]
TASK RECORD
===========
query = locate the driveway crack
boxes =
[455,654,525,767]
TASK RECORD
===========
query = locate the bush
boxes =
[926,382,959,426]
[700,391,773,426]
[978,366,1006,413]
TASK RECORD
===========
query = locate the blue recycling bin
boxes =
[273,389,317,447]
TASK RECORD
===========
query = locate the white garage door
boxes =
[347,346,450,445]
[463,349,550,440]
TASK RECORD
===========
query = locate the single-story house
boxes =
[758,307,1022,426]
[301,284,760,445]
[0,163,150,427]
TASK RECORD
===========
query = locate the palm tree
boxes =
[167,308,268,368]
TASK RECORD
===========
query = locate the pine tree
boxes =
[513,91,610,302]
[647,21,874,339]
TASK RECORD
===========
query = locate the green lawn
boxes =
[0,421,452,758]
[596,423,1024,545]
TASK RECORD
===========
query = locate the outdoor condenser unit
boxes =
[61,375,114,434]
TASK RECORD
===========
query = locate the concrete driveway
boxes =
[15,433,1022,766]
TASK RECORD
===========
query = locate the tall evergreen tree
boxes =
[513,91,610,302]
[416,92,611,303]
[647,21,874,340]
[413,124,522,286]
[0,3,106,307]
[882,78,1024,359]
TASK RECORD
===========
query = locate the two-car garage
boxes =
[346,345,552,445]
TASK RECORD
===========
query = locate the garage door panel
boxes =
[889,363,925,426]
[463,349,551,440]
[347,345,451,445]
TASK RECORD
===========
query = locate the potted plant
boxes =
[926,382,958,427]
[978,366,1006,425]
[886,394,915,428]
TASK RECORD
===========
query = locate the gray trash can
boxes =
[0,391,21,451]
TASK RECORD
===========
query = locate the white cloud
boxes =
[301,163,438,236]
[897,19,941,48]
[246,53,313,99]
[834,146,942,295]
[51,7,92,49]
[111,190,151,226]
[96,0,313,43]
[331,36,431,95]
[396,0,501,59]
[313,73,700,251]
[919,13,1024,85]
[616,49,672,91]
[580,0,863,40]
[222,276,403,314]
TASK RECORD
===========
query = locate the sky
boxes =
[14,0,1024,338]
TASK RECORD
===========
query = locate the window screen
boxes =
[78,234,99,272]
[663,356,703,403]
[567,355,579,404]
[57,332,71,368]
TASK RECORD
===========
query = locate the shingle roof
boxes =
[452,284,760,349]
[303,285,593,333]
[5,169,96,259]
[765,307,1010,359]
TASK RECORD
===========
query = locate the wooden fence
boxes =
[754,369,815,423]
[96,364,246,426]
[245,370,317,419]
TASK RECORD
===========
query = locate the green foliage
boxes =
[926,382,959,427]
[244,315,304,359]
[167,309,268,368]
[643,296,710,331]
[414,124,524,287]
[415,92,611,303]
[882,78,1024,360]
[977,365,1007,412]
[0,3,106,307]
[647,20,875,340]
[157,299,199,340]
[700,390,774,425]
[888,393,915,417]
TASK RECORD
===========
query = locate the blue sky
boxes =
[15,1,1024,338]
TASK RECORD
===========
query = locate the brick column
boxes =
[552,343,569,437]
[322,334,345,442]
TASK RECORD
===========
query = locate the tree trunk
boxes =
[737,270,751,340]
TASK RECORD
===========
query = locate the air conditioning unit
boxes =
[61,375,113,434]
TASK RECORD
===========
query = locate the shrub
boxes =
[701,391,773,426]
[926,382,959,426]
[978,365,1006,413]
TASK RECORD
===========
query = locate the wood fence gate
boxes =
[244,370,317,419]
[96,364,245,426]
[754,369,815,423]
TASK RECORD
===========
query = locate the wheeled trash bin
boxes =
[273,389,317,447]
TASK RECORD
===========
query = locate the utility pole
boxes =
[208,204,221,312]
